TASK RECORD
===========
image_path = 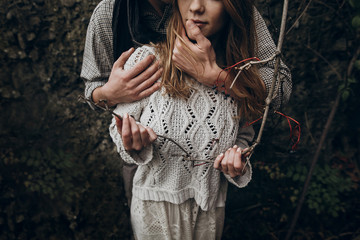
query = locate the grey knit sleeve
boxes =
[254,7,292,110]
[80,0,114,103]
[223,124,254,188]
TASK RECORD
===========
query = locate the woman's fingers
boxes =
[146,127,158,142]
[115,116,123,134]
[138,125,151,147]
[221,148,232,174]
[214,153,225,170]
[121,113,132,151]
[234,148,245,176]
[120,113,157,151]
[129,116,142,151]
[226,146,237,178]
[215,146,247,177]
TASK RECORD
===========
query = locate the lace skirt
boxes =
[130,197,225,240]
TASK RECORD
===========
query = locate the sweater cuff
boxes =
[120,145,154,166]
[84,81,105,109]
[224,162,252,188]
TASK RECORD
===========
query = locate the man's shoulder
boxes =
[90,0,115,23]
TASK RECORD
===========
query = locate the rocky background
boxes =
[0,0,359,239]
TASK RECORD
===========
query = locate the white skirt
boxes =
[130,197,225,240]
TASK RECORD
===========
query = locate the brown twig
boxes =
[286,0,314,35]
[230,54,278,89]
[238,0,290,160]
[232,0,290,173]
[78,95,216,162]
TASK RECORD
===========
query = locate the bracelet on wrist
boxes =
[212,69,231,99]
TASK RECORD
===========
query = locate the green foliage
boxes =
[0,149,82,239]
[0,147,132,240]
[19,148,80,202]
[338,78,357,101]
[350,0,360,28]
[349,0,360,8]
[286,163,353,217]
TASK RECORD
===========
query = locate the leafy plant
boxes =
[286,163,353,217]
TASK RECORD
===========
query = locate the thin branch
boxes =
[285,42,360,240]
[286,0,314,35]
[229,0,289,161]
[305,44,343,81]
[304,112,317,145]
[347,46,360,77]
[249,0,290,155]
[285,92,341,240]
[230,54,278,89]
[78,95,192,157]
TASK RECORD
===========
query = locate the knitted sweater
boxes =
[109,46,254,211]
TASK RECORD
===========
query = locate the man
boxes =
[81,0,292,205]
[81,0,173,205]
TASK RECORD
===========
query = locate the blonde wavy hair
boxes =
[157,0,266,120]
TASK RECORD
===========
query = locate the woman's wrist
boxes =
[211,68,238,99]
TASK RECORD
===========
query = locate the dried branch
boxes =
[79,95,230,164]
[234,0,289,159]
[230,53,278,89]
[286,0,314,35]
[78,95,192,155]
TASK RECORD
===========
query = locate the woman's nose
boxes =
[189,0,205,14]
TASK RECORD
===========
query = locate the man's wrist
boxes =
[92,85,116,107]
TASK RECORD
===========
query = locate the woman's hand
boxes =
[115,113,157,151]
[213,145,250,178]
[172,20,222,87]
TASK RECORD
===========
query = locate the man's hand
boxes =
[93,48,162,106]
[116,113,157,152]
[172,20,223,87]
[213,145,250,178]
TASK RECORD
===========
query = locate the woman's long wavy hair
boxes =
[157,0,266,120]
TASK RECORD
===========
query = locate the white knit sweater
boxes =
[109,46,254,211]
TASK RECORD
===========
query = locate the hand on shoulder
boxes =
[93,48,162,106]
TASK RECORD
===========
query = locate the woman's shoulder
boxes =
[124,45,158,70]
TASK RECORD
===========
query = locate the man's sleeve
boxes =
[80,1,114,102]
[254,7,292,110]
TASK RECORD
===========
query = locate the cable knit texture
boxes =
[109,46,254,211]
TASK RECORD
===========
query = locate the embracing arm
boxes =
[80,1,161,108]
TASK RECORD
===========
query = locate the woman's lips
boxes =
[189,19,206,28]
